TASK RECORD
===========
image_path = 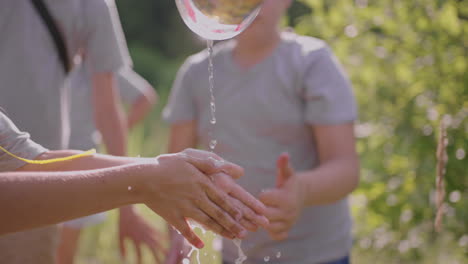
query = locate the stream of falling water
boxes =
[207,40,246,264]
[207,40,217,152]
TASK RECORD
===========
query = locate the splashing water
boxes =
[182,258,190,264]
[189,221,207,235]
[264,256,270,262]
[189,221,209,264]
[233,238,247,264]
[276,251,281,258]
[187,245,201,264]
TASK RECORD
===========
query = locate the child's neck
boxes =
[233,28,281,69]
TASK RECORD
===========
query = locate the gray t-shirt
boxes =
[0,112,57,264]
[164,32,357,264]
[68,66,147,149]
[0,0,128,262]
[0,111,47,172]
[0,0,130,150]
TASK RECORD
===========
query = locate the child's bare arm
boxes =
[298,123,360,206]
[260,123,359,240]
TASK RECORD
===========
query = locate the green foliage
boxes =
[76,1,467,263]
[294,0,467,261]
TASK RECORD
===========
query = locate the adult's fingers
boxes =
[239,218,259,232]
[189,207,238,239]
[230,183,268,226]
[199,188,247,238]
[213,173,267,221]
[170,217,204,249]
[217,161,244,179]
[181,149,244,179]
[203,179,243,220]
[227,197,260,231]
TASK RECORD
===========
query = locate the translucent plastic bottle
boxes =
[176,0,263,40]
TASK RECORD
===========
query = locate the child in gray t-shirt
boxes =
[164,0,359,263]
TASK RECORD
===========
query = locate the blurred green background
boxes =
[76,0,467,263]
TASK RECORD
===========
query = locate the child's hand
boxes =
[259,153,305,241]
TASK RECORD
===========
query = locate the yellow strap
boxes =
[0,145,96,164]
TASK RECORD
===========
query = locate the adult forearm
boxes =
[17,150,152,172]
[298,156,360,206]
[0,164,143,235]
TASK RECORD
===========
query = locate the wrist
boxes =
[119,205,135,214]
[297,173,310,208]
[118,163,153,205]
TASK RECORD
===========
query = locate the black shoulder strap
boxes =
[30,0,71,74]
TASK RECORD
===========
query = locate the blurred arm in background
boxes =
[79,0,160,262]
[113,67,160,263]
[92,73,128,156]
[117,68,158,131]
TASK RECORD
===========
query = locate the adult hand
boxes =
[211,173,269,232]
[163,172,270,263]
[141,149,263,248]
[259,153,305,241]
[182,149,268,231]
[118,205,168,264]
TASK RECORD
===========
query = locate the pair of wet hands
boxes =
[207,153,300,243]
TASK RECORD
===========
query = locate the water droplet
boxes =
[210,117,216,125]
[264,256,270,262]
[209,140,217,150]
[276,251,281,258]
[210,101,216,112]
[182,258,190,264]
[127,186,132,191]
